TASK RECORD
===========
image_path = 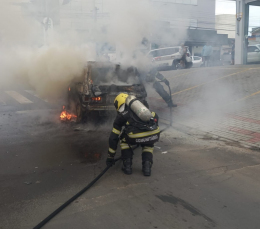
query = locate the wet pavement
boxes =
[1,66,260,229]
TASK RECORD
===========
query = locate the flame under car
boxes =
[66,62,148,122]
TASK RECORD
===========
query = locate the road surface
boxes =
[1,65,260,229]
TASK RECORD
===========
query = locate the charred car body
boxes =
[66,62,148,122]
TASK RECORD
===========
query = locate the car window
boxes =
[158,50,166,56]
[194,56,200,60]
[148,51,157,58]
[149,48,179,57]
[248,46,257,53]
[92,66,140,85]
[170,48,179,55]
[163,48,175,56]
[149,50,163,57]
[164,49,172,56]
[159,49,170,56]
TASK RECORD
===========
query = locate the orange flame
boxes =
[60,108,77,121]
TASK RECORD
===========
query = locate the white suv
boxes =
[247,44,260,63]
[147,46,192,69]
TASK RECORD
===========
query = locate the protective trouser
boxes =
[120,139,154,163]
[153,81,171,103]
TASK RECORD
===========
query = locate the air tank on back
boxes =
[125,95,152,122]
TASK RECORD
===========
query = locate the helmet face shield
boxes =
[118,103,125,113]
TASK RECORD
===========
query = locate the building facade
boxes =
[249,27,260,44]
[23,0,229,60]
[150,0,215,30]
[56,0,216,32]
[149,0,228,59]
[216,14,236,39]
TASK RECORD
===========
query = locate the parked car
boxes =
[220,44,260,65]
[147,46,192,70]
[191,56,203,67]
[247,44,260,63]
[66,62,148,122]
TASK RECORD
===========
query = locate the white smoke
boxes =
[0,0,188,100]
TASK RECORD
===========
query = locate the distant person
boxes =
[231,40,235,65]
[201,42,213,67]
[179,43,187,68]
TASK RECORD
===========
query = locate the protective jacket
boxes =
[108,106,160,158]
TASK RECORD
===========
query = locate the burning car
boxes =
[62,61,148,122]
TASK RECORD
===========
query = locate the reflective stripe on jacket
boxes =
[108,105,159,157]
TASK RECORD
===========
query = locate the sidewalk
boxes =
[149,65,260,149]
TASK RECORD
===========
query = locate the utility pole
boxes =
[93,0,98,22]
[42,0,53,46]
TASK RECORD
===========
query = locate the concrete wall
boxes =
[151,0,215,29]
[216,14,236,38]
[58,0,215,31]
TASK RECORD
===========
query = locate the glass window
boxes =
[248,46,257,52]
[163,48,176,55]
[194,56,200,60]
[149,50,158,57]
[149,48,178,57]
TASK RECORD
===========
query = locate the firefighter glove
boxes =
[106,157,115,167]
[164,79,170,86]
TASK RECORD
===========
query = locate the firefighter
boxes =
[106,93,160,176]
[138,68,177,107]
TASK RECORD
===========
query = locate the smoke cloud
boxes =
[0,0,187,101]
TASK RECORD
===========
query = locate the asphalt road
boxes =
[1,67,260,229]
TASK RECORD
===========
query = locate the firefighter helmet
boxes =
[114,93,128,112]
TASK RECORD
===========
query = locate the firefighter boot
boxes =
[122,158,132,175]
[142,161,152,176]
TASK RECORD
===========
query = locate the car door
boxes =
[161,48,176,64]
[247,46,258,63]
[255,46,260,62]
[192,56,202,67]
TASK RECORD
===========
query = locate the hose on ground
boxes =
[33,82,173,228]
[33,157,122,229]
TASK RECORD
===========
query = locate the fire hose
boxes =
[167,84,173,127]
[33,146,139,229]
[33,157,122,229]
[33,83,173,229]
